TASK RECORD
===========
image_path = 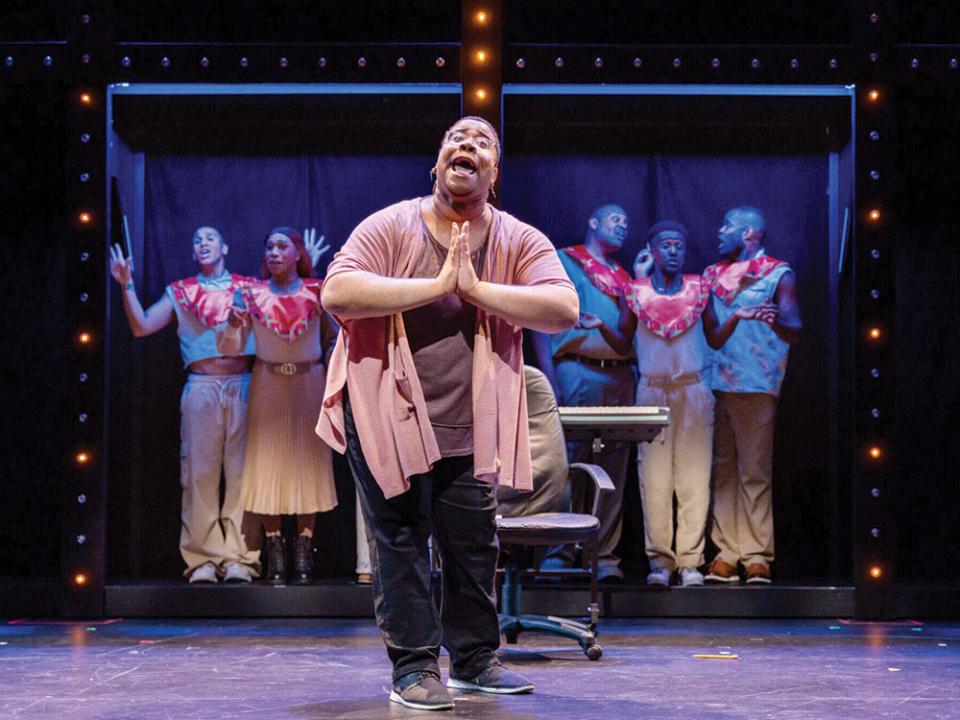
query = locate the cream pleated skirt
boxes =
[240,362,337,515]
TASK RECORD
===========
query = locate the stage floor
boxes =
[2,618,958,719]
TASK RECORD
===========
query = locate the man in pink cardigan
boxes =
[318,117,578,711]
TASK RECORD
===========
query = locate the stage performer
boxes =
[581,221,713,587]
[219,227,338,585]
[317,116,578,711]
[531,204,636,583]
[702,206,802,585]
[109,226,261,584]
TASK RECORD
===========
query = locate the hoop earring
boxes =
[429,168,437,183]
[489,185,497,199]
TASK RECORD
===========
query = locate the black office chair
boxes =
[495,366,613,661]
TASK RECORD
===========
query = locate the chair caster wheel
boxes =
[585,644,602,661]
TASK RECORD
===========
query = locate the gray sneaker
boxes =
[646,567,672,587]
[679,567,704,587]
[188,563,218,584]
[447,664,534,694]
[390,671,454,711]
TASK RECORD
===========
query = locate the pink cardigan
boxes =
[316,199,576,499]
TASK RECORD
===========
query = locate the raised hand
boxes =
[633,244,654,279]
[304,227,330,268]
[577,311,603,329]
[435,222,461,295]
[735,303,779,325]
[455,221,480,296]
[227,305,251,329]
[109,243,133,285]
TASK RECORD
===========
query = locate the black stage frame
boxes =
[2,0,958,620]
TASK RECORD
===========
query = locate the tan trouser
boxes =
[637,375,714,571]
[179,373,258,577]
[709,391,778,569]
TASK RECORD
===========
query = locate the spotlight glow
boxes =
[868,326,882,340]
[868,208,881,222]
[868,446,882,460]
[74,573,89,586]
[475,49,488,63]
[79,211,92,224]
[474,10,489,24]
[78,332,92,344]
[867,88,880,102]
[76,451,90,464]
[80,92,92,106]
[869,565,882,579]
[474,87,488,101]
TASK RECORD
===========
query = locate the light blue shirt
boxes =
[165,274,256,368]
[707,264,791,396]
[550,250,634,360]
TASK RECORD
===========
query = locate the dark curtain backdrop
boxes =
[109,150,839,581]
[108,154,433,579]
[504,153,836,579]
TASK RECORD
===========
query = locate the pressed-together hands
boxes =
[436,221,480,297]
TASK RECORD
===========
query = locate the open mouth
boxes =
[450,156,477,174]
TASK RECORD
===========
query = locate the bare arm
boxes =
[704,270,802,349]
[461,281,579,334]
[531,330,560,398]
[216,306,251,356]
[455,227,578,333]
[771,270,802,345]
[321,224,459,320]
[580,293,636,356]
[109,243,176,337]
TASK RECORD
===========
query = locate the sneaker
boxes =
[188,563,218,584]
[745,563,772,584]
[679,567,704,587]
[447,664,534,694]
[223,562,252,583]
[646,567,672,587]
[704,558,740,583]
[597,563,624,583]
[389,671,454,711]
[536,555,572,583]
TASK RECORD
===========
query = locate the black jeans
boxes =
[345,395,501,683]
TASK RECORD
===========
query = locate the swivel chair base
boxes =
[498,557,603,661]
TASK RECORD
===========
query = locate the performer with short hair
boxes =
[317,116,578,711]
[109,226,258,584]
[581,221,714,587]
[531,204,636,582]
[702,206,802,585]
[219,227,338,585]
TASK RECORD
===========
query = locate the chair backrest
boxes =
[496,365,570,517]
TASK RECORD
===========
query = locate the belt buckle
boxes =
[278,362,297,376]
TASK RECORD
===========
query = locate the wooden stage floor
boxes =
[2,617,958,719]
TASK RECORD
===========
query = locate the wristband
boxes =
[124,281,134,291]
